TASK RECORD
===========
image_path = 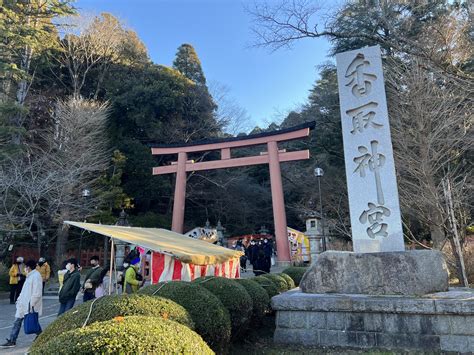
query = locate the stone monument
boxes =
[337,44,403,253]
[272,46,473,353]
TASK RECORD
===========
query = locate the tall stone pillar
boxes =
[171,152,187,233]
[267,141,290,264]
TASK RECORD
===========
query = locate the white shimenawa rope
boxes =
[82,297,100,328]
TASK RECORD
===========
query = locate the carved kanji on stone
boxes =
[359,202,391,238]
[345,53,377,98]
[346,101,383,135]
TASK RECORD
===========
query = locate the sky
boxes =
[75,0,332,130]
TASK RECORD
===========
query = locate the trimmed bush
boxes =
[282,266,309,286]
[261,274,289,292]
[252,276,279,299]
[139,281,231,352]
[194,277,252,339]
[235,278,270,322]
[278,272,296,289]
[31,294,193,351]
[30,316,213,355]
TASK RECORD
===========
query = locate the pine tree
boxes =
[172,43,206,85]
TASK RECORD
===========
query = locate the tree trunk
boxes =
[55,224,69,267]
[430,223,446,250]
[429,206,446,249]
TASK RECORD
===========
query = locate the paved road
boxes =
[0,295,82,355]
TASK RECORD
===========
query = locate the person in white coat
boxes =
[0,259,43,349]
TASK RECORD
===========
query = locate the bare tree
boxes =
[54,13,126,98]
[0,98,110,263]
[247,0,473,79]
[46,97,110,263]
[386,58,473,252]
[208,81,254,135]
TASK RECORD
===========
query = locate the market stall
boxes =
[65,221,243,284]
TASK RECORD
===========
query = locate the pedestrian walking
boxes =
[36,257,51,294]
[1,259,43,349]
[58,258,81,316]
[82,256,103,302]
[9,257,26,304]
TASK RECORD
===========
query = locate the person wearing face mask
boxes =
[124,257,144,294]
[58,258,81,316]
[247,240,257,269]
[82,256,103,302]
[1,259,43,349]
[36,257,51,294]
[117,259,130,294]
[9,257,26,304]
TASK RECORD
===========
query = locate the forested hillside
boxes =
[1,1,472,276]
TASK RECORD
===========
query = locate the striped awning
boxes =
[65,221,243,265]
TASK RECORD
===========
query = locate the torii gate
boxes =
[151,122,315,264]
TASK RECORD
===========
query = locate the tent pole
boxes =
[109,238,114,295]
[150,251,154,285]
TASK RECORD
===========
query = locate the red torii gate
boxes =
[151,122,315,264]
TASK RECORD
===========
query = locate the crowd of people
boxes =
[2,251,146,349]
[232,238,274,276]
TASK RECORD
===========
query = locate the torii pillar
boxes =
[151,122,315,265]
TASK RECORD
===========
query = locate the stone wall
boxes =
[273,289,474,353]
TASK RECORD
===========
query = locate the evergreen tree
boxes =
[172,43,207,85]
[0,0,74,149]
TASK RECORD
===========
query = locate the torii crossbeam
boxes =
[151,122,315,264]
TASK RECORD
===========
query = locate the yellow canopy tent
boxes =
[65,221,242,265]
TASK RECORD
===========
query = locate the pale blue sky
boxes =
[76,0,332,129]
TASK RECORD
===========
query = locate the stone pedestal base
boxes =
[272,289,474,353]
[300,250,449,296]
[275,260,291,268]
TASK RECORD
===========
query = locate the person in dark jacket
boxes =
[58,258,81,316]
[82,256,103,302]
[247,240,257,268]
[235,240,247,272]
[253,246,267,276]
[262,238,273,273]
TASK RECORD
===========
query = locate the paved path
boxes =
[0,295,82,355]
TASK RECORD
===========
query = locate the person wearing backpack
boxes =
[123,257,144,294]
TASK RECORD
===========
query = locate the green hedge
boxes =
[30,316,213,355]
[261,274,289,292]
[31,294,193,351]
[193,277,252,339]
[252,276,279,299]
[281,266,309,286]
[278,273,296,289]
[235,278,270,323]
[139,281,231,352]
